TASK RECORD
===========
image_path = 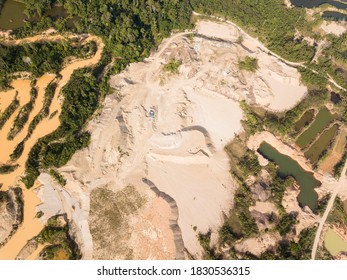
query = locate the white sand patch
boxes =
[147,151,234,257]
[37,173,93,259]
[196,20,307,112]
[196,21,240,41]
[321,21,346,36]
[185,87,243,150]
[249,201,279,216]
[235,233,280,256]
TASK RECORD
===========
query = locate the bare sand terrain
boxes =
[39,20,309,260]
[0,33,104,259]
[235,232,281,256]
[195,21,307,111]
[320,21,347,36]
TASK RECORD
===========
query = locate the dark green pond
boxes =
[322,11,347,21]
[330,92,342,104]
[290,0,347,9]
[296,107,335,149]
[0,0,26,30]
[0,0,76,30]
[305,123,339,164]
[258,142,320,211]
[294,109,315,133]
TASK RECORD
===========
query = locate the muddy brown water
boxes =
[0,34,104,259]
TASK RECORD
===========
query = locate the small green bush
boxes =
[238,56,258,72]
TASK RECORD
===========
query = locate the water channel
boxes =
[290,0,347,10]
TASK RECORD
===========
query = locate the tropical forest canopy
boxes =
[12,0,193,60]
[0,0,193,188]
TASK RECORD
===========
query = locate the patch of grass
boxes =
[164,59,182,74]
[327,197,347,225]
[89,185,146,259]
[238,56,258,72]
[304,124,339,165]
[294,109,315,133]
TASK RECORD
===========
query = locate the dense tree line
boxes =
[16,0,192,61]
[260,227,317,260]
[23,69,98,188]
[190,0,315,62]
[0,163,19,174]
[8,86,38,140]
[0,40,94,89]
[1,1,192,188]
[0,93,19,130]
[36,215,80,260]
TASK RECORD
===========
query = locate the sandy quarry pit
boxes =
[34,20,311,260]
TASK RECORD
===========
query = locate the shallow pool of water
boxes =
[258,142,320,210]
[324,228,347,256]
[331,92,342,104]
